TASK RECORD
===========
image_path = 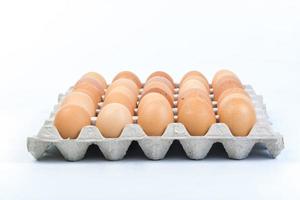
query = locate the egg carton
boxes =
[27,85,284,161]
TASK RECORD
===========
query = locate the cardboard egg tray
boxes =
[27,84,284,161]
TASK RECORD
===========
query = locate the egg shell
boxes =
[179,79,209,97]
[212,69,239,89]
[96,103,133,138]
[54,104,91,139]
[82,72,107,89]
[138,92,163,109]
[177,88,212,111]
[214,74,241,89]
[105,85,137,109]
[113,71,142,89]
[103,88,135,115]
[180,75,210,93]
[141,81,174,107]
[73,82,103,106]
[218,93,256,136]
[213,78,243,101]
[145,76,175,91]
[138,93,174,136]
[147,71,174,87]
[180,71,209,88]
[76,77,105,92]
[218,87,250,104]
[106,78,139,97]
[177,97,216,136]
[61,91,96,117]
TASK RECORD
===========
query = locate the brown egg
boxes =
[147,71,174,87]
[103,87,135,115]
[73,81,103,106]
[213,78,243,101]
[181,71,208,82]
[82,72,107,89]
[180,71,209,90]
[212,69,239,89]
[142,81,174,107]
[178,96,216,136]
[54,104,91,139]
[96,103,133,138]
[61,91,96,117]
[105,86,137,109]
[138,93,174,136]
[214,74,241,89]
[106,78,139,97]
[218,87,250,104]
[218,93,256,136]
[177,88,212,111]
[180,75,210,93]
[137,92,160,108]
[76,77,105,92]
[145,76,175,91]
[179,79,209,97]
[113,71,142,89]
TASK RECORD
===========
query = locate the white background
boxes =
[0,0,299,199]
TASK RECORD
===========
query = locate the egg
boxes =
[96,103,133,138]
[178,96,216,136]
[61,91,96,117]
[180,71,209,91]
[218,93,256,136]
[105,85,137,109]
[113,71,142,89]
[177,88,212,111]
[106,78,139,97]
[145,76,174,91]
[179,79,209,97]
[181,70,208,82]
[212,69,239,89]
[103,87,135,114]
[218,87,250,104]
[214,74,241,89]
[76,77,105,92]
[142,81,174,107]
[73,81,103,106]
[138,93,174,136]
[147,71,174,87]
[213,78,243,101]
[180,75,210,93]
[82,72,107,89]
[138,92,163,108]
[54,104,91,139]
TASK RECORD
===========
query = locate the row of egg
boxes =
[54,70,256,139]
[177,72,216,136]
[138,73,175,136]
[96,72,142,138]
[54,72,107,139]
[213,70,256,136]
